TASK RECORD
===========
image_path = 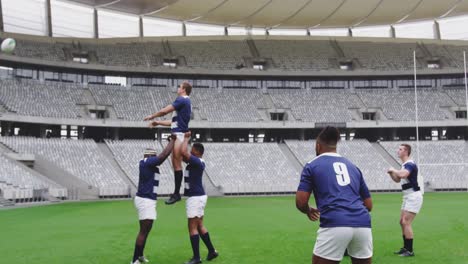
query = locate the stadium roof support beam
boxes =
[139,16,144,37]
[46,0,53,37]
[394,0,424,24]
[94,8,99,39]
[0,0,3,32]
[351,0,385,27]
[348,27,353,37]
[226,0,274,27]
[390,25,396,38]
[182,22,186,36]
[433,20,441,40]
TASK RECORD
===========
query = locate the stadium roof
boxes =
[3,0,468,39]
[66,0,468,28]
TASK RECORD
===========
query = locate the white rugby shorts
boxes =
[186,195,207,218]
[134,196,157,220]
[313,227,373,261]
[172,132,185,142]
[401,191,423,214]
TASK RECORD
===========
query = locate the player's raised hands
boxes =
[387,167,395,175]
[184,131,192,138]
[148,120,159,128]
[307,207,320,221]
[144,114,154,121]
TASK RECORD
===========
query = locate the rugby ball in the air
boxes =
[1,38,16,54]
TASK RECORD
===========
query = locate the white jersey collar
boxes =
[402,160,415,166]
[318,152,342,158]
[307,152,341,164]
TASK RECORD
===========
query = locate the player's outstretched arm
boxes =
[296,191,320,221]
[157,135,177,163]
[148,120,171,128]
[144,104,175,121]
[181,131,191,162]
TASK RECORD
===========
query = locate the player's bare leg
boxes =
[312,254,339,264]
[172,139,183,171]
[166,139,183,205]
[399,210,416,256]
[401,211,416,239]
[399,210,405,233]
[394,210,407,254]
[197,216,218,261]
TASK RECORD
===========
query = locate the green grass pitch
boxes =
[0,192,467,264]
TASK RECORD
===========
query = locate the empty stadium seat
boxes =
[269,89,364,122]
[0,79,86,118]
[170,40,251,70]
[202,143,300,193]
[0,137,129,196]
[0,153,67,198]
[255,40,335,71]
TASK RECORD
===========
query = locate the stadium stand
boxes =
[7,37,468,72]
[0,136,466,198]
[170,40,251,70]
[269,89,364,122]
[88,84,174,121]
[339,41,418,71]
[1,36,467,200]
[201,143,300,193]
[0,137,129,196]
[444,44,468,68]
[0,153,67,199]
[0,78,87,118]
[254,40,336,71]
[356,88,453,121]
[105,140,301,194]
[380,141,467,190]
[14,39,67,62]
[444,88,467,107]
[424,44,460,69]
[0,76,465,122]
[191,88,267,122]
[105,139,175,195]
[81,42,165,67]
[285,140,399,191]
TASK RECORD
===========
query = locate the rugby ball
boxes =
[1,38,16,54]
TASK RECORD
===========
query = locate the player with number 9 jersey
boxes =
[298,154,371,228]
[296,126,373,264]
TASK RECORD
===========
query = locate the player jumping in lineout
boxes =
[144,82,192,205]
